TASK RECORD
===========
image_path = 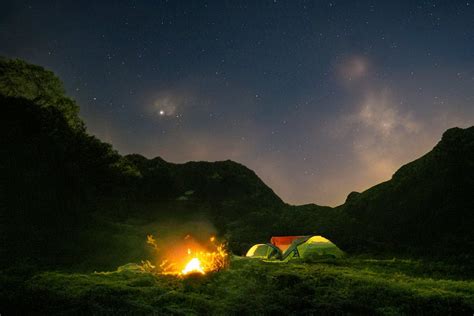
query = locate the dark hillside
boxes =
[0,57,287,267]
[124,154,282,214]
[338,127,474,257]
[0,95,136,267]
[0,93,286,268]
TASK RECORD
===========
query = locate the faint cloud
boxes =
[147,91,195,117]
[338,56,369,83]
[153,95,178,116]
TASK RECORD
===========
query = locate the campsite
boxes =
[2,1,474,314]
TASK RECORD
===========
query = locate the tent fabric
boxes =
[282,235,343,260]
[245,243,281,259]
[270,236,307,252]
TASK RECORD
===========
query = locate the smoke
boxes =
[146,219,218,246]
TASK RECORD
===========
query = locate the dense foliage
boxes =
[0,57,83,130]
[1,95,139,267]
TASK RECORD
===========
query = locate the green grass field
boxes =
[2,257,473,315]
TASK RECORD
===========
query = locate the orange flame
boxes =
[182,257,205,274]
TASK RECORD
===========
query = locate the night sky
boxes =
[1,1,473,206]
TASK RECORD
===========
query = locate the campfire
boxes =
[144,234,229,276]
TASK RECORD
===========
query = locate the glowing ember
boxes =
[143,233,229,276]
[182,257,205,275]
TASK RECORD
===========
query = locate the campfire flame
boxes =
[182,257,205,275]
[145,234,229,276]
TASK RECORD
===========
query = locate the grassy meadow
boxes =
[2,257,473,315]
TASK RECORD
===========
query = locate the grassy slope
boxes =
[2,258,473,315]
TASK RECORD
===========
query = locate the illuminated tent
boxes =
[245,243,282,259]
[246,235,343,261]
[281,236,344,260]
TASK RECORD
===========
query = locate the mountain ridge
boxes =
[336,126,474,255]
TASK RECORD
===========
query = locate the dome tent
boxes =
[245,243,282,259]
[281,236,344,260]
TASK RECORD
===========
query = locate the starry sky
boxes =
[1,1,473,206]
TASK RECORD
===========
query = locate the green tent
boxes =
[245,243,281,259]
[281,236,344,260]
